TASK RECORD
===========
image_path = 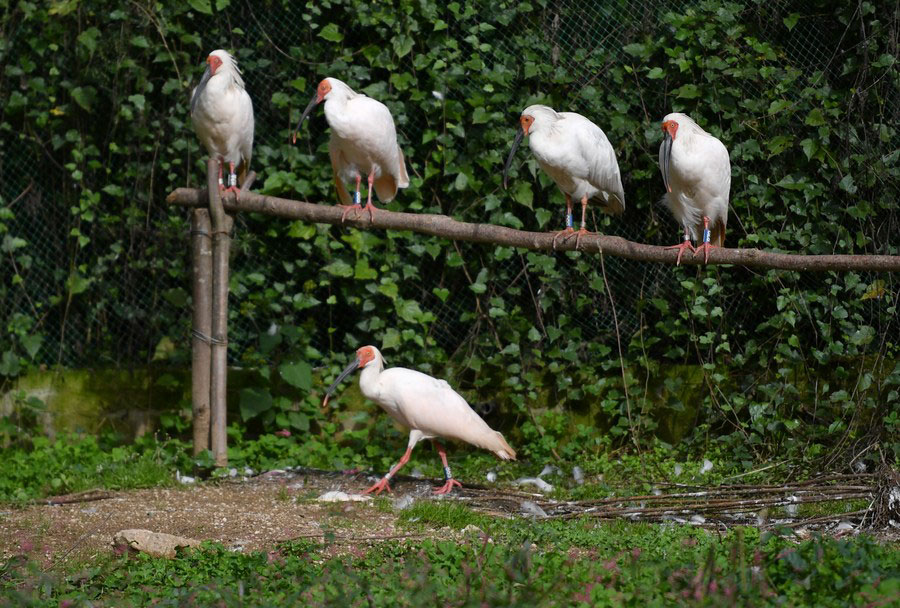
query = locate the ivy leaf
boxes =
[323,260,353,277]
[783,13,801,31]
[77,27,101,54]
[432,287,450,302]
[279,360,312,391]
[66,272,92,295]
[397,299,423,323]
[0,351,20,377]
[187,0,213,14]
[393,34,413,58]
[805,108,825,126]
[354,259,377,280]
[289,412,310,432]
[21,334,43,360]
[128,94,146,112]
[646,67,664,79]
[839,174,857,194]
[240,388,273,421]
[674,84,701,99]
[70,86,97,111]
[319,23,344,43]
[382,328,401,350]
[513,181,533,209]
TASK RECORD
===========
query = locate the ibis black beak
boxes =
[322,357,360,407]
[661,131,673,194]
[292,92,320,144]
[191,66,212,115]
[502,126,526,190]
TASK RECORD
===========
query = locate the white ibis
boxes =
[502,105,625,248]
[323,346,516,495]
[293,78,409,221]
[190,50,254,194]
[659,112,731,264]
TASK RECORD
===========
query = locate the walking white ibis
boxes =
[293,77,409,221]
[502,105,625,248]
[190,50,254,194]
[659,112,731,264]
[323,346,516,495]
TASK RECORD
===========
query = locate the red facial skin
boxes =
[662,120,678,140]
[520,114,534,136]
[356,346,376,368]
[316,79,332,103]
[207,54,223,75]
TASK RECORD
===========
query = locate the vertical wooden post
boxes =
[190,208,212,456]
[207,159,232,466]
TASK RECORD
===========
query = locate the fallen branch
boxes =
[166,188,900,272]
[40,489,117,506]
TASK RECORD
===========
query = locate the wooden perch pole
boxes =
[166,188,900,272]
[206,160,233,467]
[190,207,212,456]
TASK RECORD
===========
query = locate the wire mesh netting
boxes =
[1,0,896,370]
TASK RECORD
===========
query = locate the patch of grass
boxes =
[2,523,897,607]
[398,500,495,531]
[0,435,180,503]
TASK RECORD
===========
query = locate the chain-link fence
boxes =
[1,0,896,371]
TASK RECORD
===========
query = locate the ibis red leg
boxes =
[573,194,596,250]
[364,446,413,495]
[338,174,363,222]
[362,168,379,221]
[665,229,695,265]
[551,194,577,249]
[432,442,463,494]
[224,161,241,195]
[693,216,718,264]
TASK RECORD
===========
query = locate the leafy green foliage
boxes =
[2,518,898,606]
[0,0,896,470]
[0,434,183,502]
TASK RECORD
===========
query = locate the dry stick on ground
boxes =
[166,189,900,272]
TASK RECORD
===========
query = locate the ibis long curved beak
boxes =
[292,92,320,144]
[191,66,212,114]
[502,126,526,190]
[660,132,674,194]
[322,357,360,408]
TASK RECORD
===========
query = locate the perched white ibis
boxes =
[323,346,516,495]
[293,78,409,221]
[502,105,625,248]
[190,49,254,194]
[659,112,731,264]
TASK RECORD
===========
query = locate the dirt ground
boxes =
[2,469,896,570]
[0,470,441,569]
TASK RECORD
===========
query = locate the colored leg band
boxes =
[228,173,237,187]
[566,213,573,228]
[443,466,452,481]
[354,191,361,205]
[703,228,711,243]
[683,233,691,242]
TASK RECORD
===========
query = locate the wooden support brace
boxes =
[190,207,212,456]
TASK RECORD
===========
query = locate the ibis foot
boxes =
[338,203,362,223]
[694,242,718,264]
[551,227,576,250]
[363,478,393,495]
[665,240,695,266]
[573,227,594,251]
[362,202,380,222]
[433,479,463,494]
